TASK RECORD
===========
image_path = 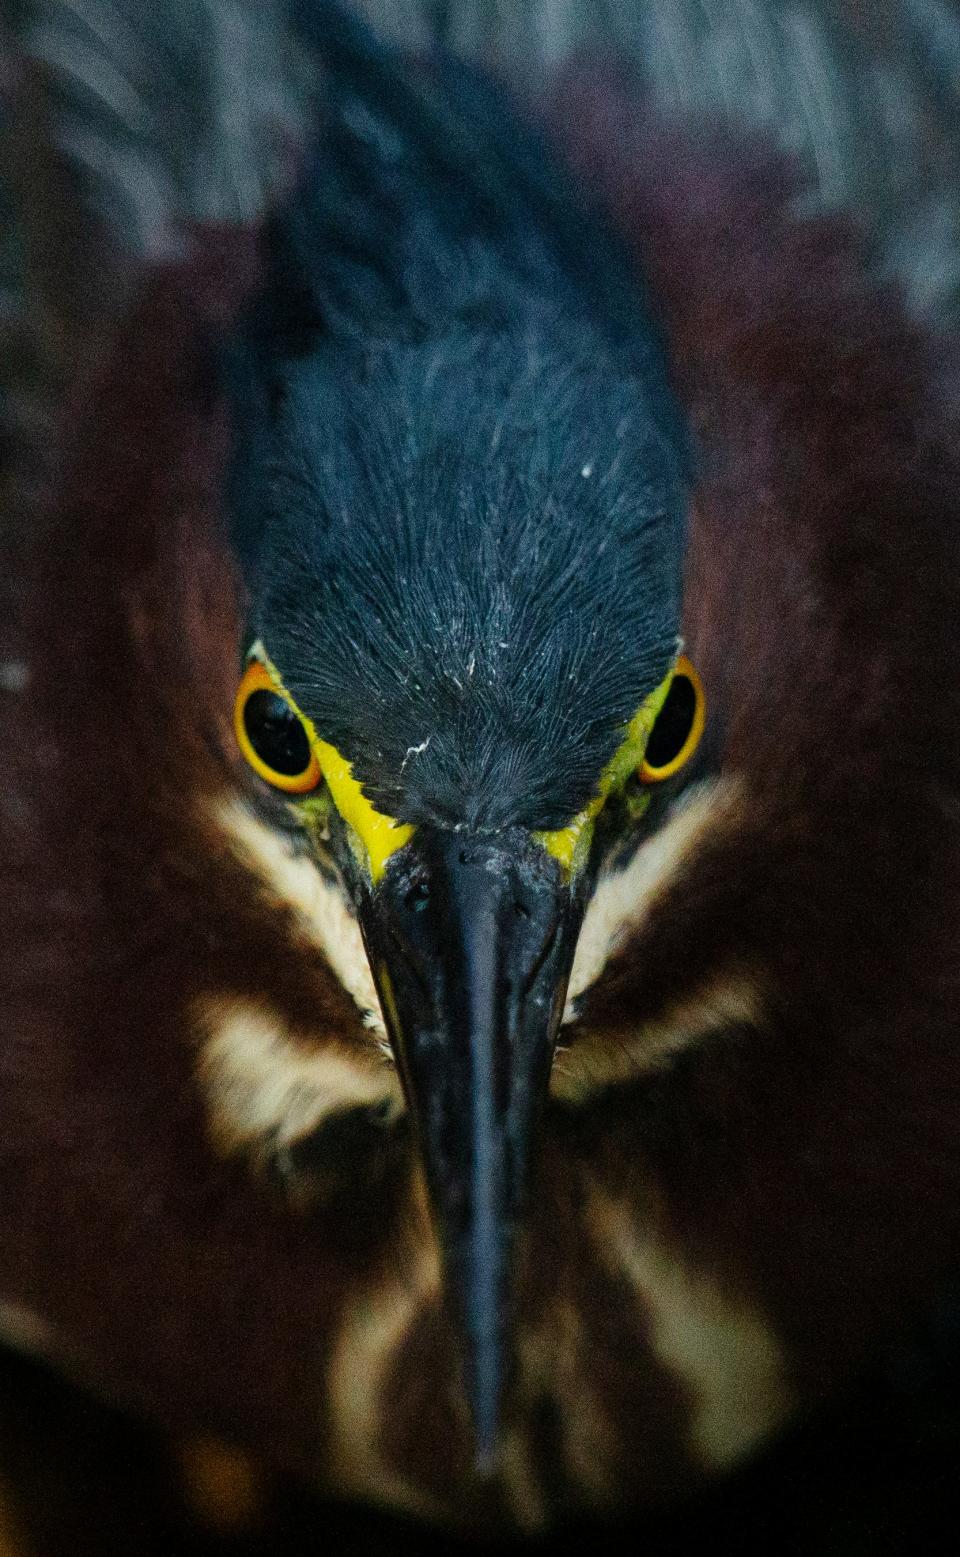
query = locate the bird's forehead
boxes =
[249,340,686,831]
[256,551,681,835]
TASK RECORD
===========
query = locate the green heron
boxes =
[1,0,959,1533]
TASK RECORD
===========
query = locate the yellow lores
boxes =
[234,649,703,883]
[234,652,413,880]
[309,732,415,880]
[535,655,702,875]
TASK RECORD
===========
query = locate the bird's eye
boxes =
[639,655,705,783]
[234,661,322,795]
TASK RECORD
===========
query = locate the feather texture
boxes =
[230,9,688,828]
[1,0,959,1535]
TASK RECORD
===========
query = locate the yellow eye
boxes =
[234,661,323,795]
[639,655,705,783]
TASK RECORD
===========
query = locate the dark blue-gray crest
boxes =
[228,1,690,832]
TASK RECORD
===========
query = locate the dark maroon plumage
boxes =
[1,57,959,1537]
[557,76,960,1379]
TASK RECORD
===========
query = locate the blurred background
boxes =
[3,0,959,485]
[1,2,959,1552]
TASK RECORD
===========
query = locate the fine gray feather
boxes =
[2,0,958,496]
[357,0,960,333]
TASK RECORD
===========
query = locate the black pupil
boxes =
[243,689,312,778]
[645,674,697,770]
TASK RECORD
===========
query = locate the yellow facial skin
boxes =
[244,648,689,884]
[251,648,413,881]
[534,662,677,875]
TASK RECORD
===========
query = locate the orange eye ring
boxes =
[233,660,323,795]
[639,654,706,783]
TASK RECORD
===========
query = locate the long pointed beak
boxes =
[357,827,582,1467]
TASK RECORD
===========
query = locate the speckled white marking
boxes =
[565,777,741,1021]
[326,1187,443,1519]
[214,799,387,1040]
[553,972,762,1102]
[589,1191,793,1469]
[0,660,29,694]
[195,997,402,1156]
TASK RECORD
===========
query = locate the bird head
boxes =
[7,0,960,1528]
[229,296,705,1461]
[223,7,706,1465]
